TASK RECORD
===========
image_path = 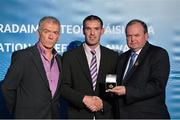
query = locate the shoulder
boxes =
[148,44,169,56]
[12,46,35,59]
[100,45,119,56]
[119,49,130,57]
[10,46,35,65]
[63,45,83,58]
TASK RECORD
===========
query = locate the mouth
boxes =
[89,36,95,40]
[130,42,136,45]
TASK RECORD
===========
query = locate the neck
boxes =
[87,44,99,50]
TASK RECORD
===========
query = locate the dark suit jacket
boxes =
[60,45,118,119]
[115,42,170,119]
[1,45,62,119]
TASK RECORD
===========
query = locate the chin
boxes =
[45,46,54,49]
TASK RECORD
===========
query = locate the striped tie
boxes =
[90,50,98,91]
[123,52,137,80]
[127,52,137,74]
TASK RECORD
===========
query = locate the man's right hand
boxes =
[83,95,103,112]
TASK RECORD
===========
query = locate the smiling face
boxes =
[38,20,60,50]
[83,20,104,49]
[126,22,148,52]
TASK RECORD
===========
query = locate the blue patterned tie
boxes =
[126,52,137,74]
[90,50,97,91]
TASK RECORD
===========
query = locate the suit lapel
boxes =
[119,51,131,84]
[53,55,62,98]
[123,42,150,84]
[96,46,108,88]
[30,46,50,89]
[77,46,93,87]
[95,46,111,93]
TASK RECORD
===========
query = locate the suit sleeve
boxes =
[1,51,23,114]
[125,48,170,104]
[60,52,85,109]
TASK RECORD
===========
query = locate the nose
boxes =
[130,36,135,42]
[48,32,53,39]
[90,29,95,35]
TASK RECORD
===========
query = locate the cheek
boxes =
[139,39,146,45]
[84,31,89,35]
[41,34,48,39]
[40,35,46,41]
[127,39,131,45]
[54,35,59,39]
[97,32,102,37]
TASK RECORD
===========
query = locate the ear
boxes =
[145,32,149,41]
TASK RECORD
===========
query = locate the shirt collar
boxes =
[132,48,142,55]
[83,43,100,54]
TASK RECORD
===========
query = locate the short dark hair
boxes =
[125,19,148,34]
[38,16,61,32]
[83,15,103,29]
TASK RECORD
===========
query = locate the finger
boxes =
[94,96,101,101]
[89,106,97,112]
[106,89,115,93]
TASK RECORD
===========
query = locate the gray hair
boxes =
[38,16,61,32]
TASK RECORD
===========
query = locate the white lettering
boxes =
[66,25,73,34]
[55,44,68,53]
[0,43,4,52]
[73,25,81,34]
[0,24,155,35]
[4,43,12,52]
[19,24,27,33]
[0,43,32,53]
[148,26,155,34]
[0,24,3,32]
[106,44,129,52]
[12,24,19,33]
[4,24,11,33]
[0,24,38,33]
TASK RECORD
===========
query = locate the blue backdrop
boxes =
[0,0,180,118]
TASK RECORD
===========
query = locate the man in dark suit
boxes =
[107,19,170,119]
[1,16,62,119]
[60,15,118,119]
